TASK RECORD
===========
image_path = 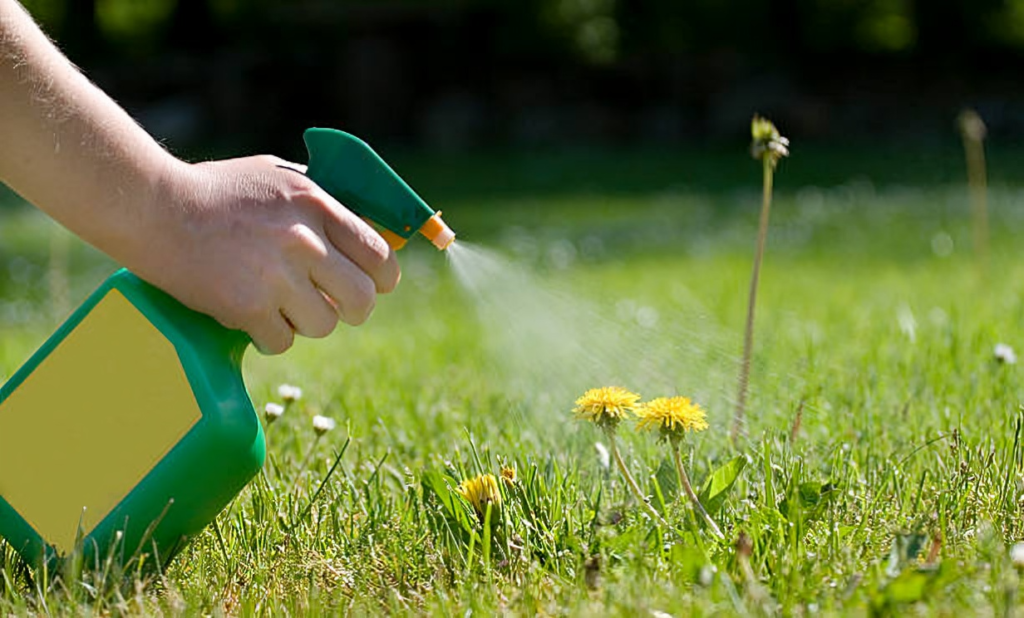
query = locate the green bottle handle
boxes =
[303,128,436,241]
[143,129,441,356]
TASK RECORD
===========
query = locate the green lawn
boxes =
[2,146,1024,615]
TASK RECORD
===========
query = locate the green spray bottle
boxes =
[0,128,454,569]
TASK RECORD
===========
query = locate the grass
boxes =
[2,146,1024,615]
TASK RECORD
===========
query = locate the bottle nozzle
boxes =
[419,212,456,251]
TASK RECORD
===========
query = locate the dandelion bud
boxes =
[312,414,336,436]
[278,384,303,403]
[264,402,285,424]
[750,115,789,167]
[958,109,987,143]
[500,466,517,486]
[456,474,502,521]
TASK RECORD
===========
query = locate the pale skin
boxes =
[0,0,400,354]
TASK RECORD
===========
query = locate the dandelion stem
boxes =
[297,434,323,477]
[960,111,989,273]
[671,442,724,540]
[606,429,672,529]
[732,155,773,446]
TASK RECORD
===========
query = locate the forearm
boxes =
[0,0,400,354]
[0,0,180,266]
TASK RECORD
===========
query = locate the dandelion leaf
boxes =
[421,470,474,535]
[697,456,747,516]
[779,481,837,523]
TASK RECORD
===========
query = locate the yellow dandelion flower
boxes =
[636,396,708,441]
[573,386,641,430]
[500,466,516,486]
[456,473,502,519]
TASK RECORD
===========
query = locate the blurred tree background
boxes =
[14,0,1024,156]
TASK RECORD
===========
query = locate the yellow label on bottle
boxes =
[0,290,202,554]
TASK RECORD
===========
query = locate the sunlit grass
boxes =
[2,153,1024,614]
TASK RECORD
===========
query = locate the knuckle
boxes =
[238,296,270,327]
[257,154,285,167]
[279,224,329,259]
[214,285,264,331]
[363,228,391,264]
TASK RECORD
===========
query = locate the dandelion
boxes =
[750,116,790,165]
[636,396,709,441]
[573,386,671,530]
[573,386,641,430]
[263,402,285,425]
[637,396,723,540]
[995,343,1017,365]
[278,384,303,403]
[456,473,502,520]
[733,115,789,445]
[500,466,517,487]
[312,415,336,436]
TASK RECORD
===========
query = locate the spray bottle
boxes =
[0,128,453,569]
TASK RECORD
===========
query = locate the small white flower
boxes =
[264,402,285,423]
[312,415,336,435]
[995,343,1017,365]
[278,384,303,402]
[1011,542,1024,567]
[594,442,610,470]
[650,611,674,618]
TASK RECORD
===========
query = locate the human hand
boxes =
[133,155,401,354]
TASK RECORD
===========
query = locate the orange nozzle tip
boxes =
[420,212,455,251]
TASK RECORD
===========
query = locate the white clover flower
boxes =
[1011,542,1024,567]
[594,442,610,470]
[995,343,1017,365]
[312,415,336,436]
[264,402,285,423]
[278,384,303,402]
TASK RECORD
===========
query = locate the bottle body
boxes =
[0,269,264,568]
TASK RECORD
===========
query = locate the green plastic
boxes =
[0,272,261,568]
[0,128,439,570]
[304,128,436,239]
